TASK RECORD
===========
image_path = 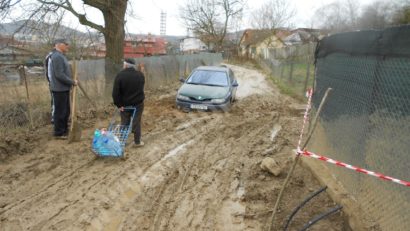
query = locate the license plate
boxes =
[190,104,207,110]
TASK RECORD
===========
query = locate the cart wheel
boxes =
[121,151,127,160]
[91,150,100,159]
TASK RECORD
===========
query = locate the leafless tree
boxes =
[358,1,394,30]
[0,0,22,22]
[179,0,245,51]
[391,0,410,24]
[344,0,360,30]
[2,0,132,91]
[313,0,409,32]
[31,0,128,64]
[0,0,21,16]
[3,0,128,64]
[249,0,295,30]
[313,0,360,32]
[356,0,409,29]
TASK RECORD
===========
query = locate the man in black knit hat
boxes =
[112,58,145,147]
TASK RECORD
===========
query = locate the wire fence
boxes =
[310,26,410,231]
[258,43,316,99]
[0,53,223,135]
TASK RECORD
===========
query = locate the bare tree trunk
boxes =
[102,0,126,64]
[104,34,123,94]
[101,0,126,96]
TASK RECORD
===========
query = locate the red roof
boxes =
[123,36,167,58]
[87,35,167,58]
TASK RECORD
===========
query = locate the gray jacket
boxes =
[48,51,73,92]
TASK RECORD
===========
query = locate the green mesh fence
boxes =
[311,25,410,230]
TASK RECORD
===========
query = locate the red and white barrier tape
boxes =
[295,88,410,187]
[297,88,313,150]
[297,149,410,187]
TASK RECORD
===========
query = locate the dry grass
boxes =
[0,77,109,136]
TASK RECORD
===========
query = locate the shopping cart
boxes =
[92,107,136,158]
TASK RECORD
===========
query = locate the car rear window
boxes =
[187,70,228,86]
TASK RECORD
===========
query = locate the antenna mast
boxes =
[160,11,167,36]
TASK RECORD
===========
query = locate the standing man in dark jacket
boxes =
[112,58,145,147]
[48,38,78,139]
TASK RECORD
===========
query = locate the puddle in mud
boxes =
[164,140,194,159]
[236,185,245,198]
[270,124,282,141]
[176,117,209,131]
[141,140,194,184]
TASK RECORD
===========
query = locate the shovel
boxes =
[68,60,82,143]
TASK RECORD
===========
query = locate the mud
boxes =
[0,64,349,230]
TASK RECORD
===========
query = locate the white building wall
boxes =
[180,38,207,53]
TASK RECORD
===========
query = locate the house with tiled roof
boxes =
[239,29,291,58]
[88,34,167,58]
[283,28,323,46]
[123,34,167,58]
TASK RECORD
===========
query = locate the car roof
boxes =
[195,66,230,72]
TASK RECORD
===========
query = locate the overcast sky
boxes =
[66,0,383,36]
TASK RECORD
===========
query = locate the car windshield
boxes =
[186,70,228,87]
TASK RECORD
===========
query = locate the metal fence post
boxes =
[303,57,311,95]
[289,60,294,84]
[280,62,285,79]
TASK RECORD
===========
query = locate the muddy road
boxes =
[0,64,347,231]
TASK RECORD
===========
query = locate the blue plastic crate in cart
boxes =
[92,107,136,158]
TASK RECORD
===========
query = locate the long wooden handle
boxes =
[69,61,78,134]
[18,66,33,129]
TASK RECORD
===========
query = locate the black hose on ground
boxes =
[283,186,328,231]
[299,205,343,231]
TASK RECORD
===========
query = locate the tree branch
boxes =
[36,0,105,33]
[83,0,108,11]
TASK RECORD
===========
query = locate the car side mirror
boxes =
[179,77,186,83]
[232,80,238,87]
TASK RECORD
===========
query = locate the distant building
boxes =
[283,28,322,46]
[0,36,33,63]
[87,34,167,58]
[239,29,291,58]
[86,43,106,58]
[124,34,167,58]
[179,37,207,54]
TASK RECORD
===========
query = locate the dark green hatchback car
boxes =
[176,65,238,111]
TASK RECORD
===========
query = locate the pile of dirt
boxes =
[0,64,350,231]
[0,131,43,161]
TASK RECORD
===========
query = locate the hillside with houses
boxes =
[0,20,325,66]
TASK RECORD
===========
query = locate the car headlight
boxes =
[177,94,190,101]
[211,98,227,104]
